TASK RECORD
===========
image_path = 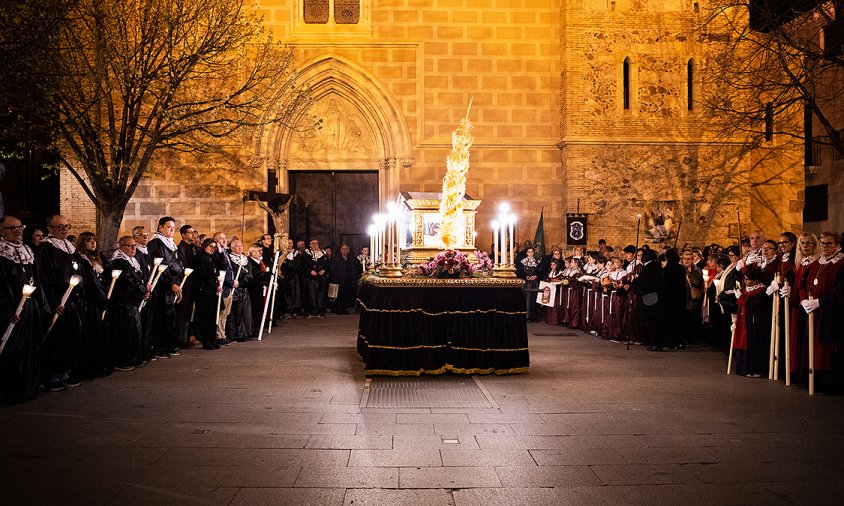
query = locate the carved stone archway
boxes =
[254,55,414,208]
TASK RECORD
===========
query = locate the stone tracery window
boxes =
[303,0,359,24]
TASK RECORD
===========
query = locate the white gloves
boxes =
[779,285,791,298]
[801,298,820,314]
[766,278,779,296]
[736,259,746,271]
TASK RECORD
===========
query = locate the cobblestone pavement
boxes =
[1,315,843,505]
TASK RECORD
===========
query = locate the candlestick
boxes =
[101,270,123,321]
[215,271,227,326]
[368,224,375,270]
[508,214,515,268]
[46,275,82,336]
[492,220,500,267]
[148,257,163,284]
[0,283,37,354]
[139,264,168,311]
[179,268,194,290]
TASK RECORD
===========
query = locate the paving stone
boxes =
[440,448,536,467]
[433,423,514,435]
[349,448,443,467]
[529,448,626,465]
[590,463,703,485]
[495,465,602,487]
[392,435,480,450]
[255,448,351,467]
[343,488,455,506]
[295,466,398,488]
[229,487,345,506]
[305,435,393,450]
[395,413,471,424]
[399,466,501,488]
[355,423,436,436]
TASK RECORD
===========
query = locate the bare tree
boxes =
[700,1,844,157]
[2,0,314,245]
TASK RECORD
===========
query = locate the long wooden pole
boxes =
[258,250,281,341]
[808,294,815,396]
[783,282,791,386]
[773,275,781,381]
[769,274,779,380]
[727,281,740,375]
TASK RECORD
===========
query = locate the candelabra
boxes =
[492,203,517,278]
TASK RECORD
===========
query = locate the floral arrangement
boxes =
[471,249,494,273]
[418,249,474,278]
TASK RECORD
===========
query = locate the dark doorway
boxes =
[288,170,379,255]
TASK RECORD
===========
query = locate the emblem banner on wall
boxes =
[565,213,588,246]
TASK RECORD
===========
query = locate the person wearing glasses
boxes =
[132,225,154,363]
[0,215,48,403]
[783,233,818,379]
[176,224,199,348]
[737,229,767,273]
[37,214,85,391]
[795,232,844,392]
[106,236,150,371]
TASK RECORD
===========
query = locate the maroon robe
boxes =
[798,253,844,373]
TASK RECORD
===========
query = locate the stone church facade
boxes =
[60,0,803,248]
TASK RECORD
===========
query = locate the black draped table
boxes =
[357,277,530,376]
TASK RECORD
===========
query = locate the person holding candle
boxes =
[282,240,306,318]
[211,231,235,346]
[0,215,48,403]
[37,214,85,391]
[146,217,185,358]
[247,244,271,337]
[106,236,150,371]
[132,225,154,362]
[225,239,253,342]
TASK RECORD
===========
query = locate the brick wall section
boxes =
[59,0,802,250]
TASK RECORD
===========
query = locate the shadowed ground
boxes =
[1,315,842,505]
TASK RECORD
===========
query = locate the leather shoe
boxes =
[647,346,664,352]
[673,344,686,350]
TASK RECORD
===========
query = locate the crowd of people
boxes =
[2,211,842,404]
[518,229,843,393]
[0,214,369,405]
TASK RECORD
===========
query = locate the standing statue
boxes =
[438,99,474,250]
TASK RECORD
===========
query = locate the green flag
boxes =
[532,209,545,259]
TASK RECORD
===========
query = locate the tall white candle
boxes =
[179,268,194,289]
[492,221,499,267]
[368,224,375,269]
[0,284,37,354]
[508,215,515,267]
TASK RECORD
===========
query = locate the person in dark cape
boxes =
[132,225,154,363]
[146,217,184,358]
[37,214,86,391]
[195,238,222,350]
[106,236,150,371]
[246,244,271,336]
[225,239,253,342]
[176,224,199,348]
[661,248,687,350]
[634,249,665,351]
[733,266,772,378]
[75,232,109,377]
[329,244,357,315]
[0,216,48,404]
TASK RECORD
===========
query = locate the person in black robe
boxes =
[305,239,329,318]
[146,217,184,358]
[247,244,271,336]
[282,240,307,317]
[133,225,154,363]
[37,214,86,391]
[329,244,357,314]
[0,216,48,404]
[634,249,665,351]
[106,236,150,371]
[195,238,222,350]
[75,233,109,377]
[225,239,253,341]
[661,248,687,350]
[176,224,199,348]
